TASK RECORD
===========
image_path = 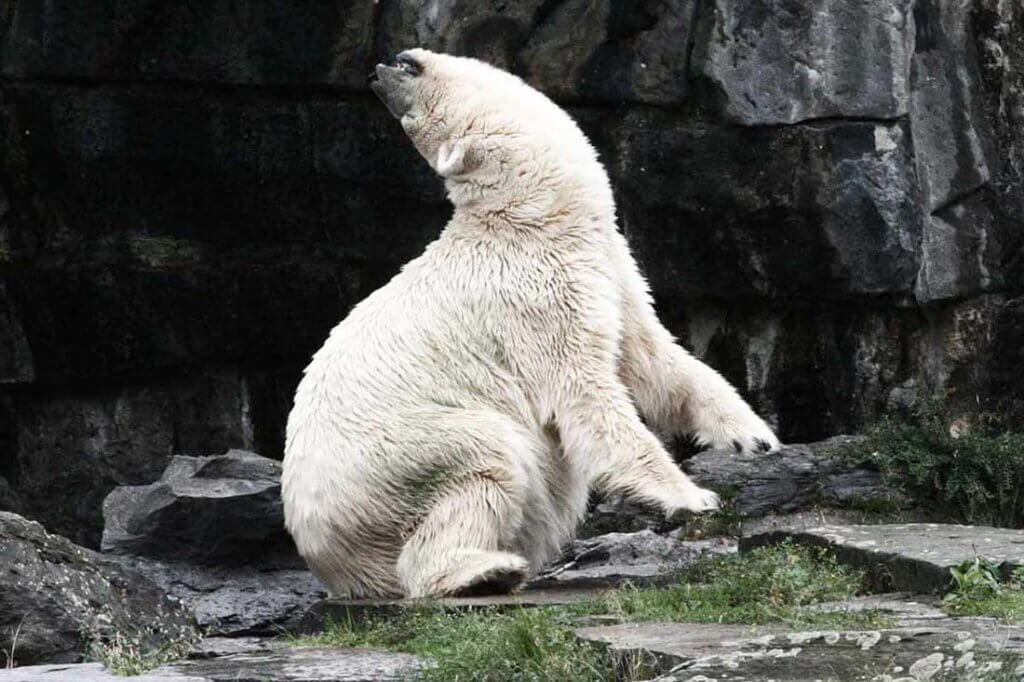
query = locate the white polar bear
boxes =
[282,49,779,599]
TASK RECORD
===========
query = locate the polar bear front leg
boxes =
[555,376,720,516]
[617,292,780,455]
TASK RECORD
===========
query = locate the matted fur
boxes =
[282,49,779,599]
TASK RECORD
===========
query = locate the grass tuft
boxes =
[87,627,199,677]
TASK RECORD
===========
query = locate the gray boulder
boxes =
[11,369,255,548]
[0,512,195,667]
[583,438,905,534]
[101,450,326,635]
[102,449,297,565]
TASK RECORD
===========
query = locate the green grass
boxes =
[292,542,891,681]
[302,606,614,682]
[833,395,1024,527]
[943,559,1024,624]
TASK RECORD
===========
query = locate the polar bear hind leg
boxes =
[397,476,530,597]
[390,408,542,598]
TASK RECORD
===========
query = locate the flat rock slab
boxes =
[742,523,1024,593]
[297,587,611,633]
[578,621,1024,681]
[157,646,425,682]
[797,593,946,621]
[0,662,203,681]
[0,642,425,681]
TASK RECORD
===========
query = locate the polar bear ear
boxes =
[436,140,477,177]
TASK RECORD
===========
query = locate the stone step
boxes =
[742,523,1024,593]
[577,619,1024,681]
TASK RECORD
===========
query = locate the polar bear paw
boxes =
[694,411,780,456]
[666,485,721,515]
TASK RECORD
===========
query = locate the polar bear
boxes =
[282,49,779,599]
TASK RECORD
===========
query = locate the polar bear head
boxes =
[369,49,612,216]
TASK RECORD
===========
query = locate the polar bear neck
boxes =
[443,148,618,236]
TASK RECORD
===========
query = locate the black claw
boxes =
[732,439,743,454]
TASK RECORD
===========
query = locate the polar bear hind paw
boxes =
[437,550,530,598]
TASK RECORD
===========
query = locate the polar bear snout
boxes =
[369,54,421,119]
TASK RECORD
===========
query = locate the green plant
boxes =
[836,395,1024,526]
[943,557,1024,623]
[945,557,1002,608]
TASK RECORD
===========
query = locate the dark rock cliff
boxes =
[0,0,1021,546]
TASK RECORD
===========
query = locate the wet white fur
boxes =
[282,50,779,598]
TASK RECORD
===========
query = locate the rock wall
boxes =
[0,0,1021,546]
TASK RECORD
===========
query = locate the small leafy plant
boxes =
[836,395,1024,527]
[944,557,1024,623]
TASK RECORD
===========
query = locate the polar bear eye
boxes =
[396,54,422,77]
